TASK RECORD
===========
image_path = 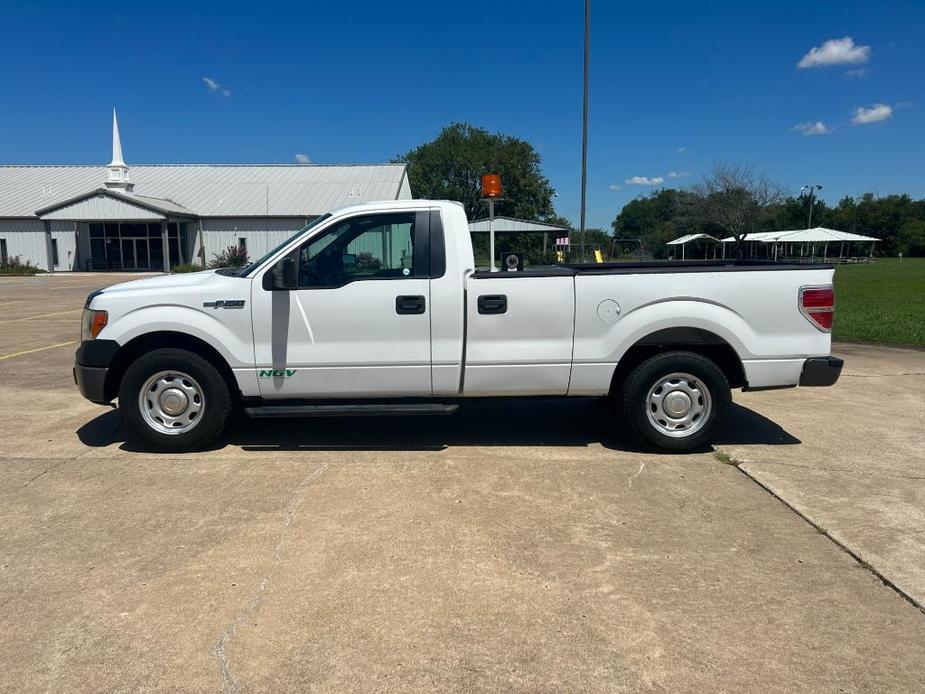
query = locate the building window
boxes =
[51,239,59,266]
[238,237,247,253]
[0,239,7,265]
[86,221,188,271]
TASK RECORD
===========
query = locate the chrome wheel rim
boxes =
[645,372,712,438]
[138,370,204,435]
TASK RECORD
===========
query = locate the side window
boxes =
[297,213,420,288]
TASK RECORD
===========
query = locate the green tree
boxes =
[610,185,925,260]
[612,189,702,258]
[898,219,925,256]
[829,196,858,234]
[763,195,831,232]
[855,193,919,255]
[395,122,556,222]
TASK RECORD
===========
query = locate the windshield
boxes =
[238,213,332,277]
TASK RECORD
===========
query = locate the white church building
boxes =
[0,111,412,271]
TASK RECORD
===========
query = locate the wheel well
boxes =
[609,327,746,394]
[104,331,240,402]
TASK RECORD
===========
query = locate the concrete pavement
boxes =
[722,342,925,610]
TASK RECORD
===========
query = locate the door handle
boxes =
[396,295,426,315]
[477,294,507,314]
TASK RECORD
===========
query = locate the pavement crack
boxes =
[725,453,925,617]
[843,372,925,378]
[212,462,329,694]
[22,458,72,487]
[627,462,646,488]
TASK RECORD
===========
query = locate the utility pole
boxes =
[578,0,590,263]
[801,184,822,229]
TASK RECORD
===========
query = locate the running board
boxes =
[244,403,459,418]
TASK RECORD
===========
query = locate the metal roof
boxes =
[0,164,409,219]
[36,188,196,221]
[666,233,719,245]
[718,231,790,242]
[130,192,197,216]
[40,194,162,221]
[468,216,569,233]
[720,227,880,243]
[762,227,880,243]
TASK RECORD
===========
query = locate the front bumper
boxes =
[799,356,844,387]
[73,339,120,404]
[74,364,110,404]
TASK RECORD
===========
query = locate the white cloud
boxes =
[294,153,311,164]
[792,121,831,136]
[798,37,870,69]
[676,147,687,153]
[667,170,690,178]
[852,103,892,125]
[625,176,664,186]
[608,184,623,191]
[203,76,231,97]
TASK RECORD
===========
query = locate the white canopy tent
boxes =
[665,233,720,260]
[719,227,880,262]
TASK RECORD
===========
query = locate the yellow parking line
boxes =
[11,309,83,322]
[0,341,76,362]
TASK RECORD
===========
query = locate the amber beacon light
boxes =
[481,174,502,199]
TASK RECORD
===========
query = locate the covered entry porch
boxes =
[35,188,197,271]
[84,221,189,271]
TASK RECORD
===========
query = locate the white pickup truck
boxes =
[74,199,842,452]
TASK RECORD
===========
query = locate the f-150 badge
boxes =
[203,299,246,309]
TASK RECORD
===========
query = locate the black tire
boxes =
[118,348,232,452]
[619,351,731,452]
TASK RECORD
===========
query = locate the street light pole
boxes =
[578,0,590,264]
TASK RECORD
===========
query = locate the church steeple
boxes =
[105,108,132,191]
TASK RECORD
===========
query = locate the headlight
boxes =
[81,308,108,341]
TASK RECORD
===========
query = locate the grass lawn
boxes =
[834,258,924,346]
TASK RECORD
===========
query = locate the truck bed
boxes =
[472,260,833,278]
[466,258,835,395]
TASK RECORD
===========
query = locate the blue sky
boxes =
[1,0,922,228]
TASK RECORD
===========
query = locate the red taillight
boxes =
[800,286,834,332]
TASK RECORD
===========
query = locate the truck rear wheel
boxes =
[620,351,730,452]
[118,348,231,452]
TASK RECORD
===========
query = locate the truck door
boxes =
[251,211,434,398]
[463,274,576,395]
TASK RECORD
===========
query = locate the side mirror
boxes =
[271,255,298,290]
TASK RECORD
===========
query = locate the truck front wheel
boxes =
[118,348,232,452]
[620,351,730,452]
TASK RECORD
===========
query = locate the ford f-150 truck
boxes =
[74,199,842,452]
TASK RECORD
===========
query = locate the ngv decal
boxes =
[203,299,246,309]
[257,369,297,378]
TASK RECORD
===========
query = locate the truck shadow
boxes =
[76,400,799,453]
